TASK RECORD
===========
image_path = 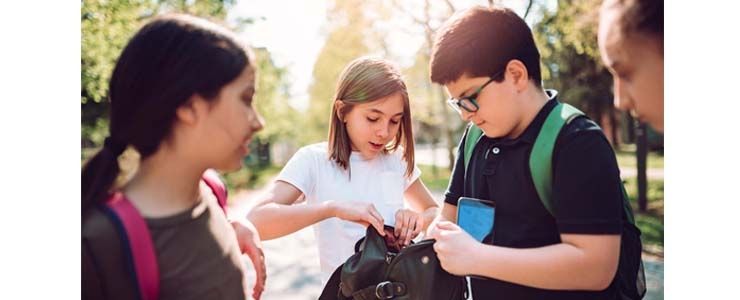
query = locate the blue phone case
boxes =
[457,197,496,243]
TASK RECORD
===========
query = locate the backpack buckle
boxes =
[375,281,406,299]
[375,281,395,299]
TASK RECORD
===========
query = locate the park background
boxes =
[81,0,664,299]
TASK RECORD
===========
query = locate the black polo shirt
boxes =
[444,90,623,299]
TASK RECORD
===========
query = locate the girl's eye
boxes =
[367,117,379,122]
[620,73,632,82]
[390,119,400,125]
[242,95,253,105]
[614,68,632,82]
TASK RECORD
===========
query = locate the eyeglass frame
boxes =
[446,69,505,114]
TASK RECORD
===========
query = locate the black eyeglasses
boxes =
[446,70,504,114]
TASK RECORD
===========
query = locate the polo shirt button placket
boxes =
[486,147,501,159]
[482,146,500,176]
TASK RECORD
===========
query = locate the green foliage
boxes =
[81,0,238,146]
[251,48,299,144]
[635,213,663,254]
[533,0,616,126]
[223,163,282,193]
[403,48,464,145]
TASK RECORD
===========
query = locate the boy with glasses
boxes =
[428,5,643,299]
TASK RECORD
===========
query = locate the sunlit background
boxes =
[81,1,663,299]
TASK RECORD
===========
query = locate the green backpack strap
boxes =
[529,103,584,213]
[463,123,485,176]
[530,102,637,225]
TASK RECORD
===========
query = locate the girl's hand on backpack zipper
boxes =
[328,201,386,236]
[394,208,423,246]
[230,218,267,300]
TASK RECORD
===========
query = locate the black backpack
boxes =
[319,225,469,300]
[463,102,646,299]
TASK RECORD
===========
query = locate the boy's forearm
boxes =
[426,203,456,236]
[470,242,618,291]
[247,202,333,240]
[420,206,439,231]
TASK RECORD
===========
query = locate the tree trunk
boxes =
[636,122,648,212]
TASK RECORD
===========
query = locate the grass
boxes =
[419,164,453,192]
[623,177,664,255]
[615,146,664,169]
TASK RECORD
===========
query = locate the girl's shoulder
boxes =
[290,142,330,163]
[299,142,329,156]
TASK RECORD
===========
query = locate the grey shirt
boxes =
[82,187,247,300]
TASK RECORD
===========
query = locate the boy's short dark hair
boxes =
[430,6,542,87]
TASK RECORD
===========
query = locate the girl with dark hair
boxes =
[247,57,439,284]
[82,14,266,300]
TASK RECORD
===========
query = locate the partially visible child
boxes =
[248,57,439,283]
[599,0,664,132]
[82,14,266,300]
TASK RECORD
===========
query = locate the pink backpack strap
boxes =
[104,193,160,300]
[201,169,228,214]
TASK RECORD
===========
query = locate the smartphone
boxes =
[457,197,495,243]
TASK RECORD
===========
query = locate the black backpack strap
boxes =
[352,281,407,300]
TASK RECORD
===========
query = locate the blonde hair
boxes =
[327,57,415,177]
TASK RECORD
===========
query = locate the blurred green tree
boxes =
[250,47,299,165]
[81,0,240,147]
[533,0,621,145]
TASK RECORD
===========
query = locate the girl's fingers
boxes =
[412,217,423,240]
[397,211,409,242]
[404,214,414,245]
[244,245,266,299]
[394,211,403,237]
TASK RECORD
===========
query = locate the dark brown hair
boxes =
[81,14,251,213]
[613,0,663,50]
[328,57,415,177]
[430,5,542,86]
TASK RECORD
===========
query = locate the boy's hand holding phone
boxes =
[430,221,482,276]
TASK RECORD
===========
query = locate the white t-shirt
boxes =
[275,142,421,283]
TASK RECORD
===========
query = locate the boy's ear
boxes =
[176,94,209,126]
[334,101,346,122]
[505,59,530,92]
